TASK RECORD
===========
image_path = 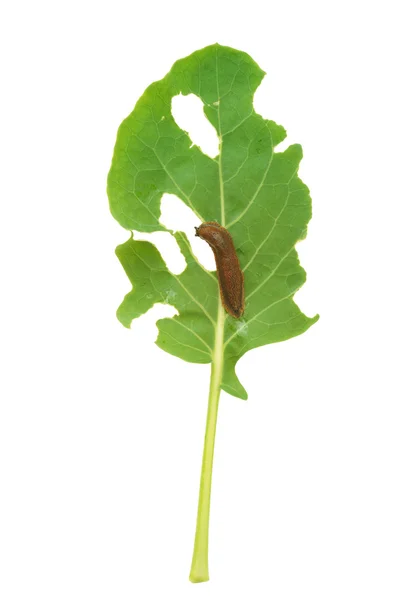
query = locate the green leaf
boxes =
[108,43,319,583]
[108,43,318,400]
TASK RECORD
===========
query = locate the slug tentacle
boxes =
[195,221,244,319]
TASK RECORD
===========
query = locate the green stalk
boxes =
[189,299,225,583]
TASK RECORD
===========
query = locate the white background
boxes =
[1,1,398,598]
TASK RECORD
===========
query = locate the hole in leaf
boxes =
[273,138,293,153]
[129,303,177,341]
[132,230,186,275]
[160,193,216,272]
[254,73,294,154]
[171,93,219,158]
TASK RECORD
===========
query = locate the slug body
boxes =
[195,221,244,319]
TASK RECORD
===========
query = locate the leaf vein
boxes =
[173,319,213,354]
[224,289,299,347]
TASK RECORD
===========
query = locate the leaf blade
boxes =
[108,44,318,399]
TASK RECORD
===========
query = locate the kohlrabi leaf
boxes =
[108,43,319,583]
[108,43,318,400]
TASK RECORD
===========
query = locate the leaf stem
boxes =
[189,299,225,583]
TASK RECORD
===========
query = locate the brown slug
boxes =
[195,221,244,319]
